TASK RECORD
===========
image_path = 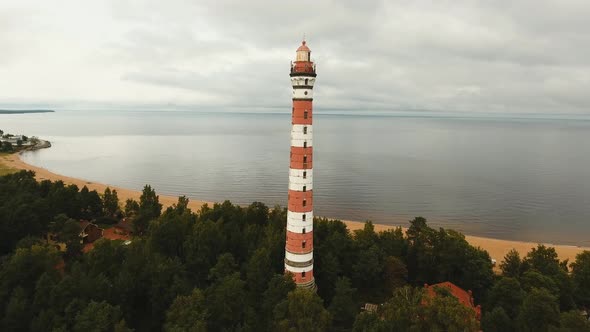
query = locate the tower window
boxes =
[302,214,306,221]
[304,91,308,95]
[303,141,307,148]
[303,171,307,179]
[302,271,306,278]
[304,111,308,119]
[303,155,307,163]
[303,185,306,192]
[302,240,306,248]
[302,227,306,234]
[305,78,308,85]
[303,199,307,207]
[303,126,307,134]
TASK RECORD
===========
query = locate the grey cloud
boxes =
[1,0,589,113]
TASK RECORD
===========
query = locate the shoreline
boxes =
[1,151,588,264]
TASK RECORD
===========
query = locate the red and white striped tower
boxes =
[285,40,316,289]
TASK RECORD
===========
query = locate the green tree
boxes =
[72,301,130,332]
[205,273,247,331]
[328,277,358,331]
[371,286,423,331]
[571,251,590,307]
[139,185,162,218]
[382,256,408,293]
[82,239,126,279]
[486,277,524,319]
[261,275,296,331]
[184,219,225,286]
[273,288,332,332]
[148,209,193,258]
[421,291,480,332]
[554,310,590,332]
[51,214,83,257]
[352,311,385,332]
[103,187,120,218]
[166,196,191,215]
[378,227,407,258]
[2,141,13,152]
[133,185,162,234]
[145,255,190,330]
[315,251,340,302]
[552,268,576,311]
[79,186,103,220]
[208,253,238,282]
[433,229,494,300]
[520,270,559,295]
[501,249,522,278]
[124,199,139,217]
[523,245,561,276]
[406,217,437,284]
[246,247,273,297]
[1,287,30,332]
[245,201,269,226]
[164,289,208,332]
[16,235,43,249]
[0,244,60,314]
[32,272,59,313]
[482,307,513,332]
[517,287,560,332]
[313,219,353,301]
[351,244,382,299]
[359,285,480,332]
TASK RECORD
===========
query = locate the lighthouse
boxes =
[285,40,316,289]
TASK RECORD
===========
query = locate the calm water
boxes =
[2,110,589,245]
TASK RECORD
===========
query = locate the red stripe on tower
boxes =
[285,40,317,290]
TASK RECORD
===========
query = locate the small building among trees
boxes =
[424,282,482,320]
[79,221,104,243]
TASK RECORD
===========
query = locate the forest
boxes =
[1,170,589,331]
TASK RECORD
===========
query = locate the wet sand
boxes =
[1,152,588,264]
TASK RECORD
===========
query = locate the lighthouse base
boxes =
[297,278,317,291]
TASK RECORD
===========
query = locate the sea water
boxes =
[2,109,589,245]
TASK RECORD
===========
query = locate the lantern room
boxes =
[296,41,311,62]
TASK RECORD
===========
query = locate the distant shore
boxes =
[0,109,54,114]
[1,151,588,264]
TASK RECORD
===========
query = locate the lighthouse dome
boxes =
[296,41,311,62]
[297,41,310,52]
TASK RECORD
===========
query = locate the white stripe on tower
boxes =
[285,39,317,289]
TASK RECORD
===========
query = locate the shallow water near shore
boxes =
[2,109,590,245]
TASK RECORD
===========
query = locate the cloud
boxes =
[0,0,589,113]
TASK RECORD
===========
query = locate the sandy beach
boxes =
[1,151,588,264]
[0,152,213,211]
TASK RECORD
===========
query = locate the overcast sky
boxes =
[1,1,589,113]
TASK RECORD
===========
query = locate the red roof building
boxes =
[79,221,103,243]
[424,282,481,320]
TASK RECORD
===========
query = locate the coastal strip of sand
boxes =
[1,151,588,264]
[0,152,213,211]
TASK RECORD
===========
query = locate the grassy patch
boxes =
[0,153,17,176]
